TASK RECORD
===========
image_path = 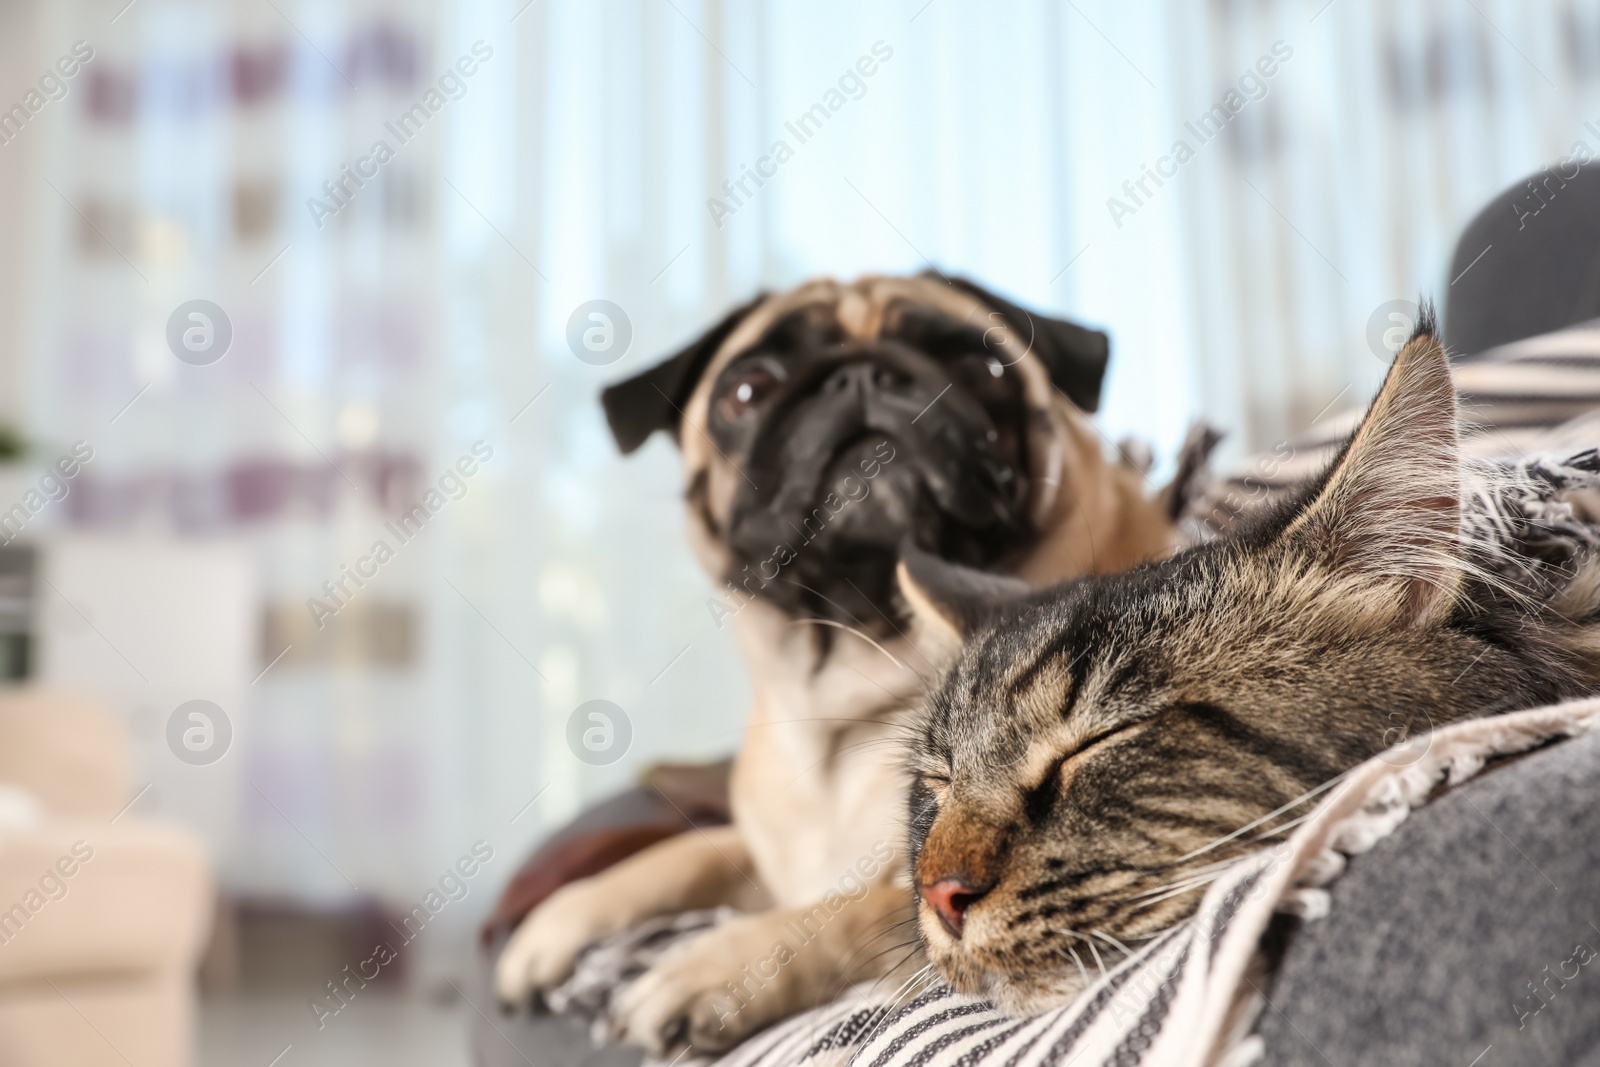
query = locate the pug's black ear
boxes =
[600,293,768,455]
[896,544,1031,653]
[934,274,1111,413]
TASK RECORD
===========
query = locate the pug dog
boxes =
[495,273,1183,1053]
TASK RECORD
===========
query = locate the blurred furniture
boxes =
[0,687,213,1067]
[0,546,32,682]
[1444,162,1600,356]
[37,537,253,891]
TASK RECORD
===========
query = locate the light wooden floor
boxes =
[200,992,471,1067]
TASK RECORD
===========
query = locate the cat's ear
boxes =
[896,546,1031,659]
[1279,311,1461,625]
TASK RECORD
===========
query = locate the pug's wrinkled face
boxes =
[601,273,1111,646]
[705,299,1033,631]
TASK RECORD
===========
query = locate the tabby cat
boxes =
[898,317,1600,1014]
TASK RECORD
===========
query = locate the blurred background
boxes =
[0,0,1592,1063]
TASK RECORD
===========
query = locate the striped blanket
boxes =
[551,322,1600,1067]
[1180,317,1600,542]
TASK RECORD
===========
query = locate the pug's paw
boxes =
[614,913,806,1055]
[495,878,621,1005]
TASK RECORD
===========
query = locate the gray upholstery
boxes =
[1256,731,1600,1066]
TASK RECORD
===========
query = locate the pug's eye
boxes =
[716,364,783,422]
[954,351,1011,389]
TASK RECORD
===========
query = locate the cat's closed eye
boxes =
[1070,721,1141,760]
[1052,721,1145,786]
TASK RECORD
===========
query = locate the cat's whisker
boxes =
[838,916,922,970]
[848,936,925,978]
[1058,944,1091,988]
[1127,860,1238,899]
[1239,807,1318,844]
[851,947,928,1017]
[1118,864,1237,906]
[838,662,934,723]
[1150,868,1232,892]
[859,956,928,1017]
[769,577,871,633]
[787,618,924,681]
[874,961,933,1003]
[783,734,922,786]
[831,736,922,755]
[1138,809,1320,897]
[1054,929,1109,978]
[1128,877,1224,912]
[1091,929,1133,957]
[858,964,936,1048]
[838,576,949,676]
[745,716,919,731]
[1087,940,1107,979]
[1170,771,1353,865]
[1180,854,1257,878]
[1127,873,1219,900]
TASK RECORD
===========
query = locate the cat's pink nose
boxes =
[918,878,989,939]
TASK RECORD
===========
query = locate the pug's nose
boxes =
[918,877,992,939]
[825,361,902,395]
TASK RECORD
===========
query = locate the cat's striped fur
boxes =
[901,317,1600,1014]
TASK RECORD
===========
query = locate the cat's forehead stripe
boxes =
[1005,643,1090,713]
[1004,654,1074,722]
[966,611,1091,704]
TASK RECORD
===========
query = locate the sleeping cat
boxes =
[896,313,1600,1014]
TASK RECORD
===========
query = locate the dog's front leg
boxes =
[496,825,768,1004]
[614,882,917,1055]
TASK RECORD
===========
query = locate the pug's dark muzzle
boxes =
[726,342,1029,630]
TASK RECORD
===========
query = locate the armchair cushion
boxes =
[0,818,213,984]
[0,688,131,820]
